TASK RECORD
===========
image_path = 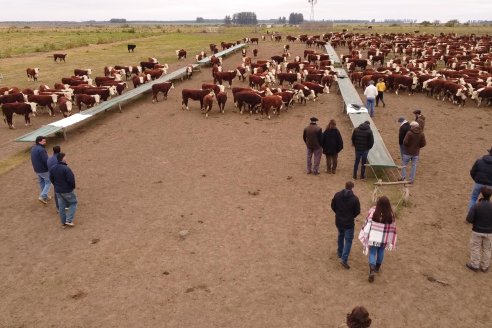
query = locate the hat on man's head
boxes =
[397,117,405,123]
[310,117,318,122]
[413,109,422,115]
[410,121,419,127]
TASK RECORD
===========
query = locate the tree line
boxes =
[222,12,304,25]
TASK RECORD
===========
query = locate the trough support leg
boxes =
[118,103,122,113]
[63,128,68,141]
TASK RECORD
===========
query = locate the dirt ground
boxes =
[1,37,492,328]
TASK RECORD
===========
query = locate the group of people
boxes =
[31,135,78,227]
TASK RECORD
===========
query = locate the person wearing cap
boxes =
[401,121,426,183]
[50,152,78,227]
[363,80,378,117]
[375,78,386,108]
[398,117,410,159]
[351,121,374,180]
[303,117,323,175]
[30,135,52,204]
[468,147,492,210]
[413,110,426,131]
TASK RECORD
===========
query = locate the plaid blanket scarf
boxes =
[358,207,397,255]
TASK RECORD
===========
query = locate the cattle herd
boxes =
[1,30,491,128]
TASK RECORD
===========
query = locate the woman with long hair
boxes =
[321,119,343,174]
[358,196,397,283]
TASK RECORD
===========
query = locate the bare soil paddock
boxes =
[0,34,492,327]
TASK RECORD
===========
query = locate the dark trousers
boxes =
[376,91,385,106]
[325,154,338,172]
[353,150,369,179]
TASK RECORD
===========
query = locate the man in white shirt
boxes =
[364,80,378,117]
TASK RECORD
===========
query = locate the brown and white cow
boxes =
[202,93,215,117]
[303,81,330,96]
[201,83,225,96]
[214,70,239,87]
[57,96,72,117]
[235,91,262,114]
[277,72,301,86]
[217,91,227,114]
[176,49,187,60]
[132,74,148,88]
[471,87,492,107]
[2,102,37,128]
[74,69,92,77]
[143,69,165,80]
[85,87,116,101]
[26,94,58,116]
[75,94,100,111]
[26,68,39,81]
[151,82,174,103]
[0,93,25,104]
[260,95,283,119]
[181,89,214,110]
[100,81,127,95]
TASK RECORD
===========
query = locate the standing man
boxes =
[49,153,77,227]
[303,117,323,175]
[47,145,61,212]
[468,147,492,210]
[401,121,426,183]
[375,78,386,108]
[331,181,361,269]
[351,121,374,180]
[413,109,426,131]
[364,81,378,117]
[398,117,411,159]
[466,187,492,272]
[31,135,51,204]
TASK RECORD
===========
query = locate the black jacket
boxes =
[31,144,48,173]
[322,128,344,155]
[49,162,76,193]
[351,123,374,151]
[467,199,492,233]
[470,155,492,186]
[398,121,411,146]
[331,189,361,229]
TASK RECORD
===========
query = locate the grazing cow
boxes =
[241,48,247,57]
[113,65,133,79]
[74,69,92,77]
[143,69,165,80]
[202,93,215,117]
[441,82,468,106]
[22,88,35,95]
[303,81,330,96]
[2,102,37,128]
[274,35,282,42]
[236,66,248,81]
[101,81,127,95]
[75,94,100,111]
[209,43,217,52]
[151,82,174,103]
[181,89,214,110]
[251,37,259,44]
[0,93,25,104]
[260,95,283,119]
[220,42,234,50]
[293,83,316,104]
[277,90,297,109]
[57,96,72,117]
[277,72,301,86]
[127,44,136,52]
[471,87,492,107]
[131,66,143,75]
[214,70,239,87]
[393,75,419,95]
[305,73,323,84]
[139,61,157,70]
[54,83,69,90]
[232,87,255,104]
[185,65,194,80]
[217,92,227,114]
[132,75,147,88]
[249,75,269,89]
[27,94,58,116]
[176,49,187,60]
[85,87,116,101]
[321,75,336,90]
[235,91,262,114]
[26,68,39,81]
[210,55,222,66]
[304,49,315,59]
[201,83,225,96]
[53,53,67,62]
[95,76,120,87]
[271,55,285,64]
[253,49,258,57]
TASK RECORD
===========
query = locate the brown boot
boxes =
[375,263,381,273]
[368,265,375,283]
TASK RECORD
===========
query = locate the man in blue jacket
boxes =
[47,145,61,211]
[30,136,51,204]
[468,147,492,210]
[49,152,77,227]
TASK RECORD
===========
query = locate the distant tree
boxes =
[196,17,204,23]
[224,15,232,25]
[109,18,126,23]
[445,19,459,27]
[433,20,441,26]
[420,20,431,26]
[232,12,257,25]
[371,19,375,23]
[289,13,304,25]
[277,16,287,24]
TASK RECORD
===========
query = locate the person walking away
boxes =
[331,181,361,269]
[466,187,492,272]
[303,117,323,175]
[398,117,410,159]
[351,121,374,180]
[358,196,397,283]
[401,121,426,183]
[468,147,492,210]
[413,109,426,131]
[338,306,372,328]
[322,119,344,174]
[31,135,51,204]
[47,145,61,212]
[375,78,386,107]
[49,153,77,227]
[364,80,378,117]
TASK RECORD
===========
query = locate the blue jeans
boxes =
[468,182,492,210]
[57,191,78,225]
[401,154,419,182]
[337,226,354,263]
[369,246,385,266]
[399,145,404,160]
[353,150,369,178]
[36,172,51,200]
[366,98,375,117]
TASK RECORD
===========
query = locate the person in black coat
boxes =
[322,119,344,174]
[50,153,78,227]
[466,187,492,272]
[351,121,374,179]
[468,147,492,210]
[397,117,410,159]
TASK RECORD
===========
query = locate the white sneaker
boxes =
[65,222,75,227]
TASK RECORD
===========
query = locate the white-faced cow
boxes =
[176,49,187,60]
[2,102,37,128]
[26,68,39,81]
[181,89,214,110]
[151,82,174,103]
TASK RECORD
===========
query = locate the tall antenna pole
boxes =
[308,0,317,22]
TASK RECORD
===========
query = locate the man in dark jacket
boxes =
[468,147,492,210]
[30,135,51,204]
[322,119,344,174]
[413,109,426,131]
[331,181,361,269]
[50,153,78,227]
[401,121,426,183]
[398,117,410,159]
[47,145,61,212]
[466,187,492,272]
[351,121,374,179]
[303,117,323,175]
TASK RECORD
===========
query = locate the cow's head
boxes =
[146,74,151,81]
[34,68,39,75]
[50,94,58,103]
[176,50,180,57]
[323,85,330,94]
[139,76,144,84]
[33,89,39,95]
[137,66,142,73]
[92,94,101,104]
[23,94,28,102]
[108,86,117,96]
[87,78,93,86]
[27,102,37,114]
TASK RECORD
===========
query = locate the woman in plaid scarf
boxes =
[359,196,397,283]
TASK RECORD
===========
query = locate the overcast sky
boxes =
[0,0,490,22]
